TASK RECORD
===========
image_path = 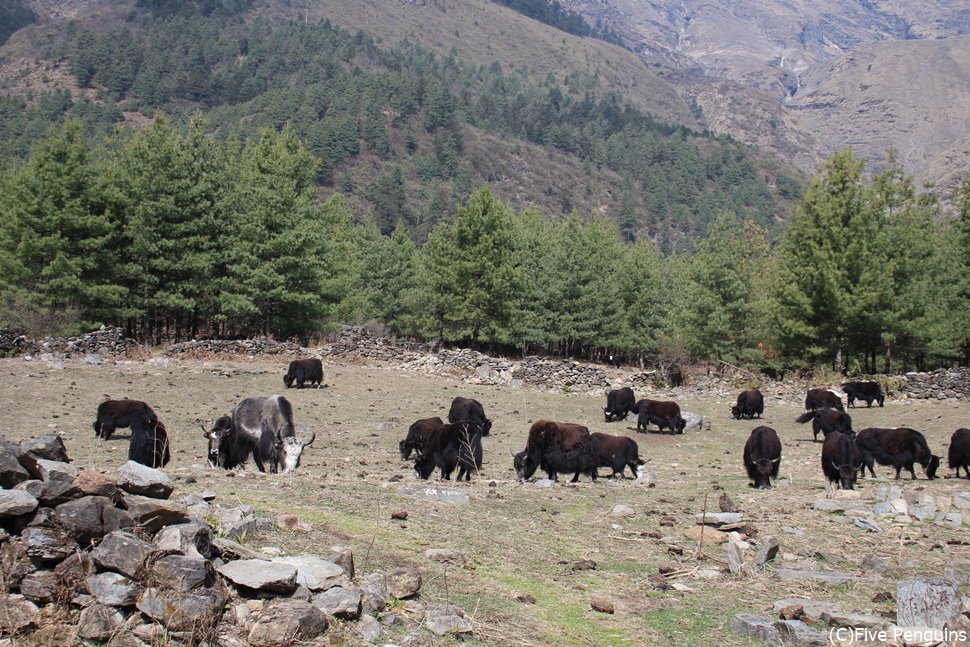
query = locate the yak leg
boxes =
[570,471,581,483]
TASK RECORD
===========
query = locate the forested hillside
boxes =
[0,0,967,373]
[0,0,800,246]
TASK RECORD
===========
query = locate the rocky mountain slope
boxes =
[564,0,970,194]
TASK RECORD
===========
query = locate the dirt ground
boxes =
[1,355,968,646]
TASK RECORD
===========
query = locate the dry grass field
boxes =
[1,355,968,646]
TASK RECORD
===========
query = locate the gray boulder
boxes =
[247,599,328,646]
[897,577,963,629]
[0,489,38,518]
[15,478,81,506]
[21,434,70,463]
[361,572,390,612]
[151,554,215,591]
[21,526,78,563]
[217,559,298,594]
[122,494,187,532]
[77,604,126,641]
[92,531,153,579]
[153,521,215,559]
[19,571,58,604]
[272,555,345,591]
[53,496,134,544]
[386,566,422,599]
[425,605,473,635]
[0,594,38,632]
[136,586,227,632]
[312,584,362,619]
[117,461,174,499]
[32,459,79,483]
[0,445,30,488]
[86,572,143,606]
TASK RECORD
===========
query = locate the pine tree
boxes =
[771,150,867,369]
[2,121,123,333]
[418,187,523,345]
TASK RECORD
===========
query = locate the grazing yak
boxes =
[743,426,781,489]
[283,358,324,389]
[635,399,686,434]
[822,431,862,491]
[603,387,637,423]
[202,416,234,467]
[208,396,314,473]
[606,354,623,368]
[513,420,597,482]
[949,428,970,479]
[589,432,644,479]
[128,418,171,468]
[841,381,884,408]
[855,427,940,480]
[399,417,445,460]
[93,400,159,441]
[804,388,845,412]
[731,389,764,420]
[448,397,492,436]
[796,408,853,442]
[414,421,479,481]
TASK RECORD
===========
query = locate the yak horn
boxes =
[508,449,516,458]
[303,431,316,446]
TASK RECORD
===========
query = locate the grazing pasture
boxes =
[0,356,967,646]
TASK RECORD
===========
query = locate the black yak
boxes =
[948,428,970,479]
[743,426,781,489]
[731,389,764,420]
[855,427,940,480]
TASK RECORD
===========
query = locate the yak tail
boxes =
[795,411,816,424]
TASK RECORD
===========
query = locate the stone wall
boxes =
[0,326,139,359]
[899,368,970,401]
[0,435,468,644]
[165,337,308,359]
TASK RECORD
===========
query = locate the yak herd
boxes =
[90,358,969,494]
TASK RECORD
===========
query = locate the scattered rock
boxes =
[896,577,963,629]
[152,522,215,560]
[30,459,79,483]
[396,484,469,504]
[136,586,227,632]
[122,495,187,532]
[820,610,890,630]
[684,526,728,545]
[425,605,473,635]
[52,496,133,544]
[21,526,78,563]
[611,504,635,517]
[19,571,57,603]
[778,604,804,620]
[696,512,743,525]
[776,569,880,586]
[425,548,467,566]
[327,546,355,579]
[15,479,80,507]
[358,613,381,642]
[0,446,30,488]
[86,571,143,606]
[0,594,39,632]
[590,596,614,614]
[385,567,421,599]
[514,592,536,604]
[390,510,408,520]
[756,536,779,568]
[724,540,747,575]
[21,435,70,464]
[151,554,215,591]
[862,554,890,575]
[943,558,970,586]
[719,493,738,513]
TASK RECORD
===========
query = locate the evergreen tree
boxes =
[219,125,332,336]
[679,213,764,361]
[771,150,868,370]
[418,187,523,345]
[1,121,123,333]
